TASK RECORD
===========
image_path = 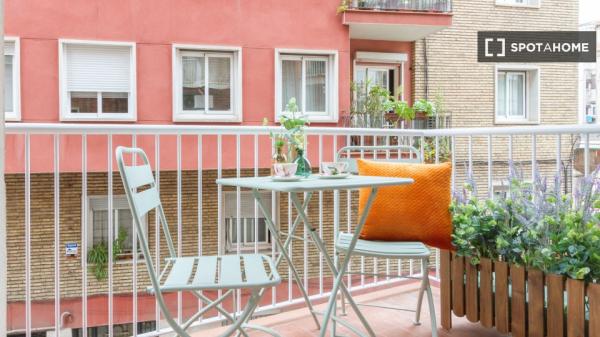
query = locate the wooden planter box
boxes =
[440,250,600,337]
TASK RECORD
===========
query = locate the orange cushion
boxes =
[357,159,453,250]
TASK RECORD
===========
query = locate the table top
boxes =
[216,175,413,193]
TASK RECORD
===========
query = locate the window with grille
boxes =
[222,191,275,253]
[87,195,146,258]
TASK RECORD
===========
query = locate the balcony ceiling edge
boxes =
[348,22,450,41]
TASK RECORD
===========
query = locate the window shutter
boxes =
[4,41,14,56]
[65,44,132,92]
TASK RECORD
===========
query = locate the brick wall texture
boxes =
[7,170,424,302]
[412,0,580,191]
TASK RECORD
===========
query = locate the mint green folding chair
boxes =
[335,145,438,337]
[116,147,281,337]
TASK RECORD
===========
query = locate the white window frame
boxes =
[4,37,21,121]
[222,191,277,254]
[495,0,540,8]
[172,44,242,122]
[59,39,137,122]
[275,48,338,123]
[495,64,540,125]
[353,64,404,100]
[87,195,147,259]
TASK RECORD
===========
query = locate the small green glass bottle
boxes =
[293,148,312,177]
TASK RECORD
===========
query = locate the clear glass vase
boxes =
[293,149,312,177]
[270,147,288,176]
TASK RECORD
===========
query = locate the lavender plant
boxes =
[451,164,600,282]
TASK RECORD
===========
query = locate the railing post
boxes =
[0,2,6,335]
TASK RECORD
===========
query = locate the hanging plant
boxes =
[87,227,128,281]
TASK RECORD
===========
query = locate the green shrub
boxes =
[451,165,600,282]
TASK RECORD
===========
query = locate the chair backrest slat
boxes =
[133,186,161,217]
[337,145,422,174]
[124,164,155,189]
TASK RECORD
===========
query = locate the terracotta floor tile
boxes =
[193,282,505,337]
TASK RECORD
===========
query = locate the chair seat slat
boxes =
[193,256,218,286]
[163,257,196,288]
[337,232,430,258]
[220,255,243,285]
[243,255,270,284]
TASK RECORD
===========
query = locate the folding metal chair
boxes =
[116,146,282,337]
[335,145,438,337]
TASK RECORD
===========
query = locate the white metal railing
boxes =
[3,122,600,337]
[348,0,452,12]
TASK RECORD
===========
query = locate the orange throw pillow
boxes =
[357,159,453,250]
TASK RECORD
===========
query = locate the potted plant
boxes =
[87,227,127,281]
[444,167,600,335]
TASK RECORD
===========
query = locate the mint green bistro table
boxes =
[216,175,413,337]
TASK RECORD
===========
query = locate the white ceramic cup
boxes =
[321,161,348,176]
[273,163,298,177]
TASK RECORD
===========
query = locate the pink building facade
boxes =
[4,0,451,173]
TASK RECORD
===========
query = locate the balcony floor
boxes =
[195,282,503,337]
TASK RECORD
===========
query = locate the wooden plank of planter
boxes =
[479,258,494,328]
[511,265,527,337]
[495,260,510,334]
[527,268,545,337]
[589,283,600,337]
[465,260,479,322]
[546,274,565,337]
[566,279,585,337]
[440,250,452,330]
[452,252,465,317]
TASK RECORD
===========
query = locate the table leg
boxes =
[290,189,379,337]
[252,189,321,330]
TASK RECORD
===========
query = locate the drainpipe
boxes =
[0,0,6,336]
[423,37,429,100]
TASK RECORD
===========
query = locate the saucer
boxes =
[271,175,303,182]
[317,173,351,179]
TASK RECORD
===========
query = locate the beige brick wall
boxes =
[7,170,421,302]
[413,0,579,185]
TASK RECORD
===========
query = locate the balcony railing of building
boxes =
[347,0,452,12]
[3,122,599,337]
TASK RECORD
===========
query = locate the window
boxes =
[354,64,404,113]
[173,45,242,122]
[495,66,539,124]
[73,321,156,337]
[275,49,338,122]
[4,37,20,121]
[87,196,146,258]
[59,40,136,121]
[496,0,540,7]
[222,191,275,253]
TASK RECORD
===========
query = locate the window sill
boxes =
[60,115,137,122]
[276,112,339,124]
[87,256,145,266]
[174,113,242,123]
[495,2,540,9]
[494,119,540,125]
